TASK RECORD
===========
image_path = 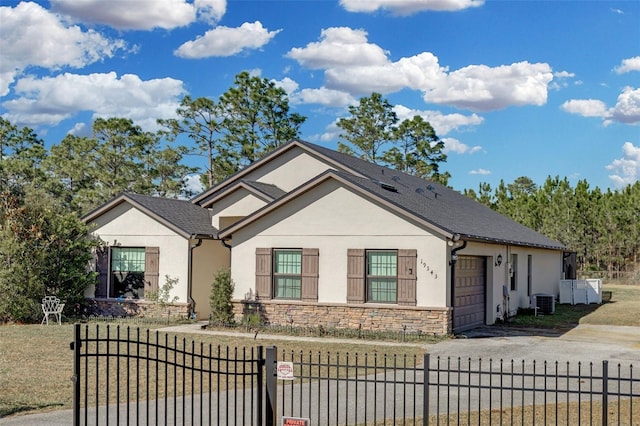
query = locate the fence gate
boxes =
[70,323,273,426]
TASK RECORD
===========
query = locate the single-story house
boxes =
[83,139,567,333]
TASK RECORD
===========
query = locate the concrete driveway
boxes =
[2,323,638,425]
[428,323,640,365]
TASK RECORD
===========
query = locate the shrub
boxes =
[209,269,234,325]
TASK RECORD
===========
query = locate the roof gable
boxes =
[83,193,217,239]
[215,140,565,250]
[191,139,366,205]
[199,180,285,209]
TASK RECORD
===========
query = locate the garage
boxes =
[453,256,486,333]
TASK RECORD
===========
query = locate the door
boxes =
[454,256,486,333]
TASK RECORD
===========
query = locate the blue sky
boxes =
[1,0,639,194]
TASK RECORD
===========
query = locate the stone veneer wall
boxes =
[232,300,452,336]
[89,299,190,319]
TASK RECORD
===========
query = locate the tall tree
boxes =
[337,92,398,164]
[218,71,306,168]
[384,115,449,184]
[43,134,97,211]
[0,117,47,190]
[46,118,193,212]
[158,95,231,188]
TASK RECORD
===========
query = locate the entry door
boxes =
[454,256,486,333]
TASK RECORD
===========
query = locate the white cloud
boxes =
[614,56,640,74]
[183,174,205,196]
[324,52,447,95]
[2,72,186,130]
[469,168,491,175]
[286,27,389,69]
[606,142,640,188]
[0,2,127,96]
[562,87,640,125]
[614,57,640,74]
[272,77,300,95]
[550,70,576,90]
[561,99,609,117]
[273,77,358,107]
[609,87,640,125]
[393,105,484,135]
[423,62,553,111]
[340,0,484,15]
[50,0,226,30]
[288,28,554,112]
[442,137,482,155]
[297,88,358,107]
[175,21,280,58]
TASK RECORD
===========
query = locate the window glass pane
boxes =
[367,250,397,303]
[368,277,397,302]
[275,277,301,299]
[274,250,301,274]
[111,248,145,299]
[273,250,302,299]
[367,251,397,276]
[112,248,145,272]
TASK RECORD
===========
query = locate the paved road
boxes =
[2,323,638,425]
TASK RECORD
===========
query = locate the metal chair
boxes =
[41,296,65,325]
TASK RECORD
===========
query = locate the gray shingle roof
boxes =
[124,193,217,237]
[241,180,287,199]
[84,193,217,238]
[293,141,565,250]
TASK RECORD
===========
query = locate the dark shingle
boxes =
[295,141,565,250]
[241,180,287,199]
[122,193,217,237]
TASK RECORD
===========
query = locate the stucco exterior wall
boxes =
[238,148,337,192]
[458,242,563,324]
[191,239,230,320]
[230,179,449,307]
[209,189,268,229]
[88,203,190,303]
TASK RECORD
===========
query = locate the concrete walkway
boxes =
[3,323,638,425]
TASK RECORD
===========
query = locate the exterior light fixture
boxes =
[495,254,503,267]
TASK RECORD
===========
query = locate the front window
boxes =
[111,247,145,299]
[367,250,397,303]
[273,249,301,299]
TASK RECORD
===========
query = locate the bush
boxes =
[209,269,234,325]
[0,187,98,323]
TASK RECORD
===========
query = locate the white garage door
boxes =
[454,256,486,333]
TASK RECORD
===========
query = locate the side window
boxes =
[527,255,533,296]
[510,254,518,291]
[273,249,302,299]
[255,248,319,301]
[366,250,398,303]
[111,247,146,299]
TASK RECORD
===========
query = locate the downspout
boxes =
[449,238,467,331]
[188,237,203,319]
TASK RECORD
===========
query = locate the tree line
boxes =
[0,73,636,322]
[465,176,640,276]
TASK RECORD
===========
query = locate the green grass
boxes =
[508,283,640,329]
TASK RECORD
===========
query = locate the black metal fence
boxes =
[71,324,639,425]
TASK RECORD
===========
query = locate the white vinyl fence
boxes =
[559,279,602,304]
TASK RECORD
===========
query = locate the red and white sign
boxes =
[282,416,309,426]
[276,361,295,380]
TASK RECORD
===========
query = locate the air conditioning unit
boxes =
[531,293,555,315]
